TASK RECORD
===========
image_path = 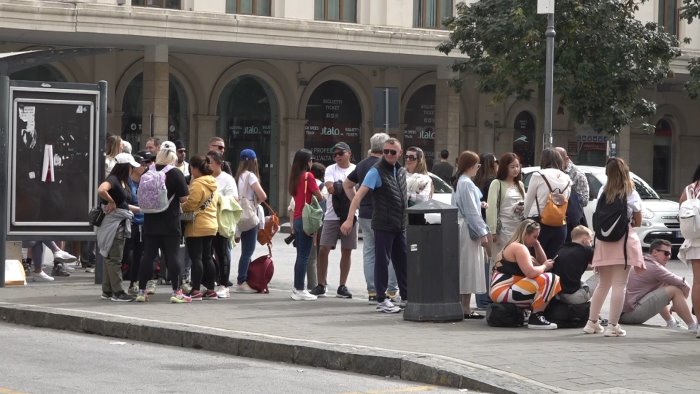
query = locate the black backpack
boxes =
[544,299,590,328]
[593,192,630,267]
[485,303,525,327]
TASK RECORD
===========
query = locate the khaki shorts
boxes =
[619,287,672,324]
[320,219,358,250]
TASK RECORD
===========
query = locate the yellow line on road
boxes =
[0,388,27,394]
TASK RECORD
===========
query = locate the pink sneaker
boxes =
[170,290,192,304]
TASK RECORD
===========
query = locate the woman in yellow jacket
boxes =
[181,154,220,300]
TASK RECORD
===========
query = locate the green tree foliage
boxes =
[438,0,680,134]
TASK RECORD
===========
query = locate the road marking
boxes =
[0,388,28,394]
[341,386,439,394]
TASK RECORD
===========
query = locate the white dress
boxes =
[497,184,525,247]
[452,175,488,294]
[679,183,700,264]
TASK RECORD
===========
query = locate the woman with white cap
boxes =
[96,152,142,302]
[234,148,267,293]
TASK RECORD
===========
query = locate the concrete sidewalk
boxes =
[1,233,697,393]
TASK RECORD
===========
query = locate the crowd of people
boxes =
[20,130,700,337]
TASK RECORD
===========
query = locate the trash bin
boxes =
[403,200,463,322]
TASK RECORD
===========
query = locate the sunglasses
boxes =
[657,250,672,257]
[405,155,417,161]
[383,149,398,156]
[212,145,225,151]
[333,151,345,157]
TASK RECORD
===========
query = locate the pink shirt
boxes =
[623,254,689,312]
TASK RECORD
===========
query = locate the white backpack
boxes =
[679,183,700,240]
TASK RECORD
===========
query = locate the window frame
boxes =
[315,0,357,23]
[132,0,181,9]
[413,0,453,30]
[658,0,679,37]
[226,0,271,16]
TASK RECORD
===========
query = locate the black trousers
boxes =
[186,236,216,291]
[212,234,232,286]
[139,235,181,292]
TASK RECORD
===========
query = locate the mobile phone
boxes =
[517,201,524,206]
[552,255,559,261]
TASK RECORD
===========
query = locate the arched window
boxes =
[404,84,436,169]
[217,75,278,207]
[304,80,362,166]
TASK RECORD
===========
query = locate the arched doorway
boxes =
[653,119,673,193]
[404,84,436,169]
[513,111,536,167]
[120,73,189,151]
[217,75,279,206]
[304,80,362,166]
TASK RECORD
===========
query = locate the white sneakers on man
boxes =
[376,299,401,313]
[52,250,77,264]
[215,285,230,298]
[291,289,317,301]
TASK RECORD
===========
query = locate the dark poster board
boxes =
[7,81,101,238]
[304,81,362,166]
[403,85,436,169]
[513,111,536,168]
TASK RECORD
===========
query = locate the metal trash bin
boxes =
[403,200,463,322]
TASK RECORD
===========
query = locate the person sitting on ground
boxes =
[490,219,562,329]
[619,239,697,331]
[552,225,597,305]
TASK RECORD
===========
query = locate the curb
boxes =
[0,303,560,393]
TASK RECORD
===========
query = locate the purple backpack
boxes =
[138,164,174,213]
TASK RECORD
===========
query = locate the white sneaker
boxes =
[583,319,604,334]
[32,271,54,282]
[291,289,317,301]
[53,250,77,264]
[376,299,401,313]
[604,324,627,337]
[215,285,230,298]
[234,282,257,294]
[146,280,157,295]
[665,318,681,329]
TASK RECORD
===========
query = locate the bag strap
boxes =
[198,192,214,211]
[538,171,554,192]
[261,200,277,217]
[497,180,502,213]
[304,172,309,196]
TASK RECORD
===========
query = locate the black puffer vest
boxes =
[371,158,408,232]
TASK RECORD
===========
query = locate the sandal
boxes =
[464,311,485,320]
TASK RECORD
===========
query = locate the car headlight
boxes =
[642,208,655,219]
[641,220,652,227]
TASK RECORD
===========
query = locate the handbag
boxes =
[88,205,105,227]
[180,192,214,222]
[535,172,570,227]
[257,201,280,246]
[238,173,261,232]
[301,173,324,235]
[247,244,274,294]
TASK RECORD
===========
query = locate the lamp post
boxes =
[538,0,555,149]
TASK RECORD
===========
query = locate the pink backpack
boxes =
[138,164,174,213]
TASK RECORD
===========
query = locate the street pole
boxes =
[543,11,555,149]
[538,0,556,149]
[384,87,389,134]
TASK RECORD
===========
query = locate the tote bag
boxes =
[238,173,261,232]
[301,173,324,235]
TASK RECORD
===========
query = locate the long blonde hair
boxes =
[496,219,540,262]
[407,146,428,174]
[105,134,122,159]
[603,157,634,204]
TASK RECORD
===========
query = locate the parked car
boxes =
[522,166,682,253]
[423,172,454,224]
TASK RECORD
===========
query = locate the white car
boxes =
[420,172,454,224]
[522,166,682,253]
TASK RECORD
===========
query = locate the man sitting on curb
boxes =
[552,225,597,304]
[619,239,697,331]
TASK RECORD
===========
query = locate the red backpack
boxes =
[247,244,274,293]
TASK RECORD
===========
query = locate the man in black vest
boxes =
[341,138,407,314]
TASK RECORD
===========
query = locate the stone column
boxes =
[194,114,219,153]
[281,118,308,210]
[435,67,461,161]
[142,44,169,146]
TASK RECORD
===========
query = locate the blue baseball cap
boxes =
[240,148,257,160]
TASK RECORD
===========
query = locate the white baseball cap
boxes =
[160,141,176,152]
[114,152,141,168]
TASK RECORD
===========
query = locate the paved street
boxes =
[2,231,699,393]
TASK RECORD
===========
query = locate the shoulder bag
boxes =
[302,172,324,235]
